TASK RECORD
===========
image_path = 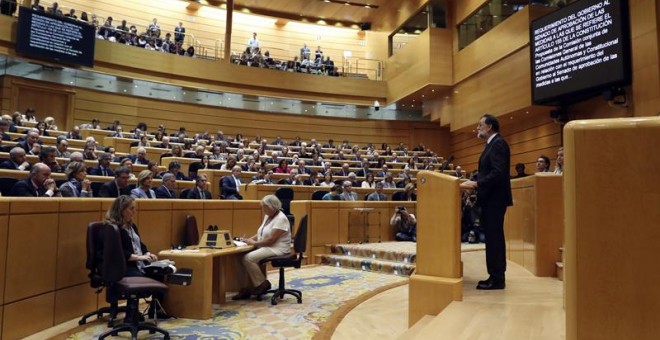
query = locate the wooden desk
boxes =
[158,245,253,320]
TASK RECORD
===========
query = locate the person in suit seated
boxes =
[59,161,93,197]
[221,166,243,199]
[55,137,70,158]
[166,161,187,181]
[340,181,358,201]
[347,172,360,187]
[511,163,528,179]
[130,147,150,165]
[39,146,63,174]
[82,142,98,161]
[0,147,31,171]
[0,120,10,141]
[536,155,551,173]
[15,129,40,154]
[231,195,292,300]
[10,163,61,197]
[367,182,387,201]
[118,158,137,179]
[98,167,132,197]
[304,171,323,186]
[154,136,172,149]
[130,170,156,199]
[88,153,115,177]
[356,160,372,178]
[375,164,389,178]
[250,168,273,184]
[382,173,396,189]
[296,160,311,175]
[154,173,177,199]
[334,163,351,177]
[279,169,303,185]
[322,184,344,200]
[187,173,212,199]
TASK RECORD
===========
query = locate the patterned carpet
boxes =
[67,266,408,339]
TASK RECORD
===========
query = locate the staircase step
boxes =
[329,242,416,264]
[319,254,416,276]
[397,315,434,340]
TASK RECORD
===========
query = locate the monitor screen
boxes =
[15,6,96,68]
[530,0,631,105]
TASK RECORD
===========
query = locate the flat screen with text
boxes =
[15,6,95,68]
[530,0,631,105]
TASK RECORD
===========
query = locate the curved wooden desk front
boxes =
[158,246,254,320]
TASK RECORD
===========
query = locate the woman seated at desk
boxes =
[106,195,170,318]
[232,195,292,300]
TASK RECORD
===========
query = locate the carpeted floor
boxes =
[67,266,408,339]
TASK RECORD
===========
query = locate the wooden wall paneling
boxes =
[309,202,340,257]
[136,200,175,254]
[10,78,74,131]
[340,202,367,243]
[0,305,3,340]
[2,292,55,340]
[231,201,263,242]
[53,283,98,325]
[4,212,58,304]
[533,174,564,277]
[56,204,103,289]
[202,200,234,238]
[629,0,660,116]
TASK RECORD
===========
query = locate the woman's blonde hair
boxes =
[137,170,152,187]
[65,161,86,179]
[105,195,135,225]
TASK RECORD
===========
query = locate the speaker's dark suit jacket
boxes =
[10,179,40,197]
[476,133,512,281]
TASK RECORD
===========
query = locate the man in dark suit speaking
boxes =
[460,114,512,290]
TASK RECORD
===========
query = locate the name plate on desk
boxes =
[199,228,234,249]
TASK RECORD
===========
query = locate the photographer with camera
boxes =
[391,206,417,242]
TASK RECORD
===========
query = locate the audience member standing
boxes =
[460,114,512,290]
[174,22,186,44]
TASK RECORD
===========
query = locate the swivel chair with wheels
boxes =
[98,223,170,340]
[256,215,308,305]
[78,222,126,327]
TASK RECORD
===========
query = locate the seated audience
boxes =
[55,137,70,158]
[221,166,243,199]
[154,173,177,198]
[130,147,150,165]
[382,173,396,189]
[0,120,10,141]
[89,153,115,177]
[130,170,156,199]
[187,173,212,199]
[16,129,40,154]
[10,163,61,197]
[98,166,132,197]
[511,163,528,179]
[322,184,344,200]
[119,158,137,179]
[340,180,357,201]
[165,161,187,180]
[536,155,551,173]
[39,146,63,173]
[0,147,30,171]
[232,195,291,300]
[391,206,417,242]
[251,168,273,184]
[59,161,92,197]
[366,182,386,201]
[66,126,82,140]
[83,142,98,160]
[402,183,417,201]
[361,172,376,188]
[554,147,564,174]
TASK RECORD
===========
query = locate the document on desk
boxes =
[171,249,200,253]
[233,240,248,247]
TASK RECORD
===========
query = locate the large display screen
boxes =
[15,6,96,68]
[530,0,631,105]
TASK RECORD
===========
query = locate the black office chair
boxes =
[311,190,328,200]
[90,182,104,197]
[98,223,170,340]
[179,188,191,199]
[256,215,308,305]
[0,177,18,196]
[274,187,294,215]
[79,222,127,327]
[183,215,200,246]
[392,191,406,201]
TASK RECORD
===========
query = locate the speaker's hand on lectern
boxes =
[460,180,478,190]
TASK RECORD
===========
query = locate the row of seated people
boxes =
[0,161,416,202]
